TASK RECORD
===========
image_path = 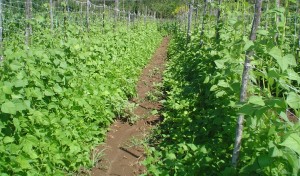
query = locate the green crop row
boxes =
[0,20,162,174]
[144,2,300,176]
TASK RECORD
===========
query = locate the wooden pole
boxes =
[215,0,222,41]
[297,0,300,62]
[275,0,280,44]
[50,0,54,31]
[200,0,207,46]
[0,0,3,61]
[114,0,119,30]
[265,0,269,30]
[231,0,263,168]
[187,0,194,42]
[276,0,281,23]
[201,0,207,35]
[86,0,89,31]
[25,0,32,47]
[194,3,198,29]
[127,12,130,30]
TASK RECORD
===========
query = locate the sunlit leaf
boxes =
[249,96,265,106]
[1,101,17,114]
[286,92,300,109]
[280,133,300,155]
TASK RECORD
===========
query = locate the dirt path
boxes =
[91,37,170,176]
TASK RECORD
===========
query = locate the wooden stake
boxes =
[187,0,194,42]
[0,0,3,61]
[86,0,89,31]
[50,0,54,31]
[25,0,32,47]
[232,0,263,168]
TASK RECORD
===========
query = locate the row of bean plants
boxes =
[0,13,162,175]
[144,1,300,175]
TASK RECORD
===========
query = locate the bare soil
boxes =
[91,37,170,176]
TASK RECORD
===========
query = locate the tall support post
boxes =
[102,0,105,31]
[50,0,54,31]
[144,6,148,27]
[201,0,207,36]
[127,12,130,31]
[297,0,300,62]
[25,0,32,47]
[265,0,269,30]
[231,0,263,168]
[274,0,280,44]
[80,2,83,26]
[66,0,70,21]
[194,3,198,29]
[215,0,222,42]
[0,0,3,61]
[86,0,89,32]
[276,0,281,22]
[187,0,194,42]
[114,0,119,30]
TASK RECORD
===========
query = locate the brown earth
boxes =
[91,37,170,176]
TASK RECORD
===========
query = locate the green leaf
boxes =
[25,134,39,144]
[283,54,297,67]
[59,61,68,69]
[13,100,27,112]
[283,152,299,175]
[214,59,226,69]
[216,90,226,97]
[217,80,230,88]
[9,61,23,71]
[166,153,176,160]
[256,29,269,36]
[61,118,70,126]
[14,79,28,88]
[1,101,17,114]
[11,94,23,99]
[151,110,158,115]
[286,92,300,109]
[23,143,38,159]
[269,47,282,60]
[248,96,265,106]
[280,133,300,155]
[258,155,271,168]
[267,69,280,79]
[270,146,283,157]
[243,40,254,51]
[3,85,12,94]
[287,69,300,83]
[3,136,15,143]
[269,47,288,71]
[24,100,31,109]
[16,156,31,169]
[13,118,21,131]
[239,104,255,115]
[44,89,55,96]
[53,84,63,94]
[187,144,197,151]
[69,144,80,154]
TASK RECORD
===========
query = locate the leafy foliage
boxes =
[0,18,161,174]
[144,1,300,175]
